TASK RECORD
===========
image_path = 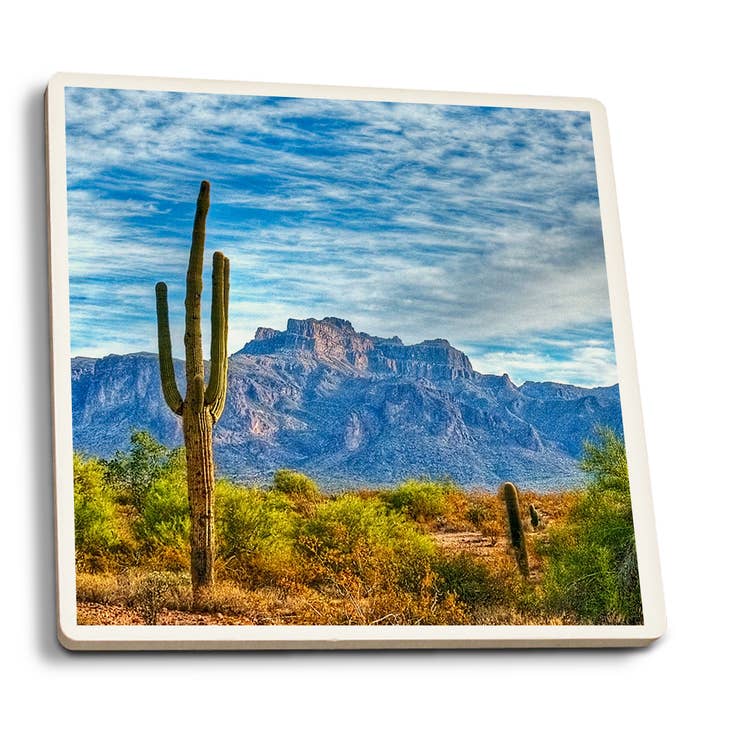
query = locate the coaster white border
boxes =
[46,72,665,650]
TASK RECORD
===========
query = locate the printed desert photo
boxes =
[65,87,642,626]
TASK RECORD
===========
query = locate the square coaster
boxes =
[46,73,664,649]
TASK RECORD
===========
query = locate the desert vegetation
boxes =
[73,427,642,626]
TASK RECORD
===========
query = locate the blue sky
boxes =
[65,87,617,386]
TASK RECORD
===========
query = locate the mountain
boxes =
[71,316,624,489]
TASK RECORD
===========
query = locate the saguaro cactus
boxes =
[155,180,230,601]
[501,482,530,576]
[529,503,540,530]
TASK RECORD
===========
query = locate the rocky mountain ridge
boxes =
[239,316,475,380]
[71,316,623,489]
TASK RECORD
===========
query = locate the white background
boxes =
[3,1,726,727]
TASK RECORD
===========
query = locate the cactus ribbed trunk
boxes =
[155,180,230,606]
[502,481,530,577]
[183,407,215,590]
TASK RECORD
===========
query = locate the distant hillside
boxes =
[71,316,623,489]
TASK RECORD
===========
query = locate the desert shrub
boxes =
[192,582,346,624]
[135,466,189,568]
[134,571,188,624]
[538,427,642,624]
[297,494,437,596]
[434,551,520,609]
[528,490,580,525]
[271,469,320,500]
[107,431,171,508]
[466,501,487,527]
[465,493,503,544]
[385,479,450,524]
[74,453,121,569]
[580,426,630,491]
[439,487,473,530]
[215,481,300,587]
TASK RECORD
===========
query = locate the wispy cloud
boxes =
[65,87,616,385]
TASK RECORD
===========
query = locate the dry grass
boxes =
[76,573,121,605]
[75,575,469,625]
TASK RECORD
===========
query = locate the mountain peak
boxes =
[241,316,373,370]
[253,327,278,341]
[320,316,355,330]
[418,338,452,348]
[285,316,357,334]
[239,316,475,380]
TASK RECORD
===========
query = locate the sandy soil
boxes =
[77,602,252,626]
[431,530,507,558]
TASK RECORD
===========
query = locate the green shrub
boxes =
[435,552,515,608]
[580,426,629,492]
[464,494,501,543]
[107,431,171,508]
[385,480,450,523]
[297,494,436,594]
[73,453,120,567]
[135,467,189,565]
[538,427,642,624]
[215,481,300,586]
[271,469,321,503]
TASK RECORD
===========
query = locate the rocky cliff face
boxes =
[71,317,623,489]
[240,317,475,380]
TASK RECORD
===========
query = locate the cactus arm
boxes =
[184,180,210,397]
[223,254,230,322]
[210,255,231,422]
[208,254,230,421]
[155,281,184,415]
[205,251,229,420]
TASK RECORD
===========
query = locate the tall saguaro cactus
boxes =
[155,180,230,601]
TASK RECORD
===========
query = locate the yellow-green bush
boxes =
[384,479,451,524]
[106,431,171,508]
[296,494,436,595]
[135,468,189,568]
[271,469,320,500]
[215,481,300,587]
[73,453,121,569]
[435,551,521,608]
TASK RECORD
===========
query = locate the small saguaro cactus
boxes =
[529,503,540,530]
[155,180,230,602]
[501,481,530,577]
